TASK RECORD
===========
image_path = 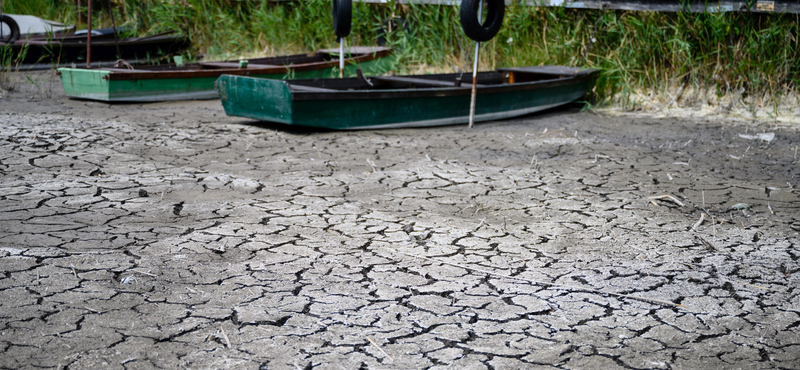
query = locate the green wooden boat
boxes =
[217,66,600,130]
[58,46,393,102]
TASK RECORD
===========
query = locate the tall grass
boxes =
[6,0,800,110]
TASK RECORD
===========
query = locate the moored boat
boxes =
[58,46,393,102]
[2,29,189,67]
[216,66,600,130]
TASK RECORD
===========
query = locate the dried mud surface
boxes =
[1,74,799,369]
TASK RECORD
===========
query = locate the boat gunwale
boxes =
[57,48,392,81]
[6,32,184,47]
[284,68,600,101]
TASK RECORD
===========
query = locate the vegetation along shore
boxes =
[4,0,799,121]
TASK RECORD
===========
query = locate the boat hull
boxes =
[59,48,394,102]
[217,67,599,130]
[7,33,189,65]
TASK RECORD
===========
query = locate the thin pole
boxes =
[78,0,81,24]
[107,0,120,58]
[86,0,92,68]
[468,43,480,128]
[339,37,344,78]
[468,0,483,128]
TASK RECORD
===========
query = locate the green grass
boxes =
[5,0,799,111]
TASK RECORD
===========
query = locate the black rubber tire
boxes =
[460,0,505,42]
[1,14,21,44]
[332,0,352,40]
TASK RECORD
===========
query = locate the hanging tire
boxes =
[332,0,352,40]
[460,0,505,42]
[1,15,21,43]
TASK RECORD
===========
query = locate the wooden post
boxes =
[86,0,91,68]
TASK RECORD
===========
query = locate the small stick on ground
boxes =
[535,127,566,139]
[130,269,157,277]
[366,337,393,362]
[648,194,685,207]
[695,235,716,250]
[691,213,707,231]
[588,154,611,163]
[738,145,750,161]
[220,327,231,348]
[120,358,137,365]
[366,158,377,173]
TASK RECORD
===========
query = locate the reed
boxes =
[6,1,799,113]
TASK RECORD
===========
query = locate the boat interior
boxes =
[102,50,351,72]
[286,68,576,92]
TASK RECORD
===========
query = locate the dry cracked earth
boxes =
[1,74,799,369]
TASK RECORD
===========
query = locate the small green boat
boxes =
[217,66,600,130]
[58,46,393,102]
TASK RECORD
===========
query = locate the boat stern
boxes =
[58,68,113,101]
[216,74,294,124]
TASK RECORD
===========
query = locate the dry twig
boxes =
[130,269,157,277]
[366,337,393,362]
[535,127,565,139]
[691,213,707,231]
[648,194,685,207]
[366,158,378,173]
[220,327,231,348]
[695,235,716,250]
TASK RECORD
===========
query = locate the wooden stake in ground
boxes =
[467,0,483,129]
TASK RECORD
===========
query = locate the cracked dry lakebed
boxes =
[0,89,799,369]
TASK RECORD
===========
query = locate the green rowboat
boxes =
[58,46,393,102]
[217,66,599,130]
